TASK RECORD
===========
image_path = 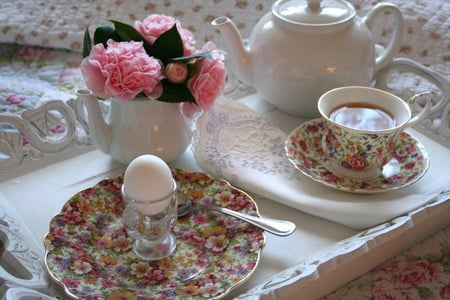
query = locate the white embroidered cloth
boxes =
[192,98,439,229]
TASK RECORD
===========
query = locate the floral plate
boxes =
[44,169,265,299]
[285,119,430,193]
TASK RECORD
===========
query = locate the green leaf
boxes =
[150,25,184,65]
[109,20,152,53]
[170,51,213,63]
[93,24,119,47]
[158,80,196,104]
[110,20,143,42]
[82,27,92,58]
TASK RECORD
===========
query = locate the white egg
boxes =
[123,154,174,204]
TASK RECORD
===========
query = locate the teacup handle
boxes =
[363,3,405,71]
[403,92,433,128]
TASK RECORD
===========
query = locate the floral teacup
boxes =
[318,86,432,179]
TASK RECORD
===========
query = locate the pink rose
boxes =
[305,124,320,133]
[399,261,443,287]
[373,279,419,300]
[135,14,195,56]
[345,155,365,170]
[21,46,55,61]
[165,62,188,83]
[299,140,308,152]
[440,286,450,299]
[312,136,323,152]
[61,277,81,289]
[187,43,227,110]
[324,132,340,149]
[81,40,163,100]
[7,94,26,105]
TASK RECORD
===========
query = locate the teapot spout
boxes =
[211,17,253,86]
[76,89,111,154]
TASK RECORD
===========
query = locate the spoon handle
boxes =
[210,206,296,236]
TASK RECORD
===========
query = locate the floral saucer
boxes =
[44,168,265,299]
[285,119,429,193]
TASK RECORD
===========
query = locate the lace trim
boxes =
[192,99,301,183]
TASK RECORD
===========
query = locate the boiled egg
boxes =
[123,154,175,214]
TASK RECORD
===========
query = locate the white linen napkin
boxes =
[192,98,438,229]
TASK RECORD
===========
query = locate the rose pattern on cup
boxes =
[318,87,432,179]
[285,119,430,193]
[323,122,396,172]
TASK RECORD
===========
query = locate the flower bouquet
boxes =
[81,14,227,111]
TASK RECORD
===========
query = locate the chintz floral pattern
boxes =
[285,119,429,193]
[323,121,396,171]
[44,168,265,299]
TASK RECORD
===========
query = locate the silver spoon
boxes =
[177,193,296,236]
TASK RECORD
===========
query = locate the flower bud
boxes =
[165,62,188,83]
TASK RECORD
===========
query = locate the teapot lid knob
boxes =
[274,0,354,25]
[307,0,321,11]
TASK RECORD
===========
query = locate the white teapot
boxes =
[212,0,405,117]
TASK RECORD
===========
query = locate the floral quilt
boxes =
[0,0,448,127]
[0,44,83,114]
[1,0,448,118]
[322,225,450,299]
[0,44,84,157]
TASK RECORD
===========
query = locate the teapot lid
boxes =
[273,0,355,25]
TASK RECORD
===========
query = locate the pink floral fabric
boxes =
[322,225,450,299]
[0,44,84,148]
[0,44,82,114]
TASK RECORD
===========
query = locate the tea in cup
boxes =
[318,86,431,179]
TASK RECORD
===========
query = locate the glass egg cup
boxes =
[121,180,177,260]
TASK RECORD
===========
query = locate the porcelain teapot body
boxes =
[213,0,404,117]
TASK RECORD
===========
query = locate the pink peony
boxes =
[135,14,195,56]
[82,16,227,107]
[187,42,227,110]
[81,40,163,100]
[81,43,109,98]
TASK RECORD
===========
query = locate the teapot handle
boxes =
[363,3,405,72]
